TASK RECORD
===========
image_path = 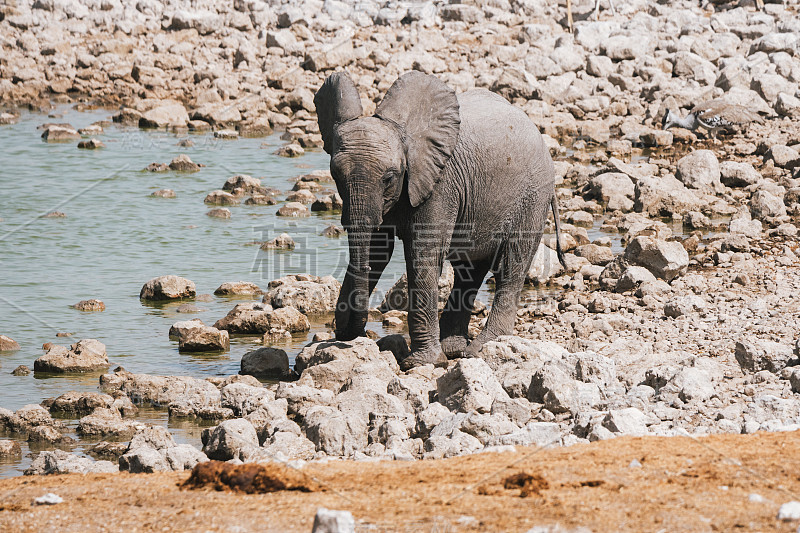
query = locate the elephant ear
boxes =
[375,71,461,207]
[314,71,363,154]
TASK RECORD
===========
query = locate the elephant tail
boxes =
[550,193,568,269]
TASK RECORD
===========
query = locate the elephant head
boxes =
[314,71,461,340]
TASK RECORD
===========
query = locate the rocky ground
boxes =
[2,0,800,529]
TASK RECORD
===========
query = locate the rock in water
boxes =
[178,325,230,352]
[34,339,109,373]
[140,275,196,300]
[240,347,290,379]
[0,334,20,351]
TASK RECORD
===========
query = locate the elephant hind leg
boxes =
[440,258,491,359]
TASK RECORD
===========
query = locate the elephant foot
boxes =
[441,335,468,359]
[400,349,448,371]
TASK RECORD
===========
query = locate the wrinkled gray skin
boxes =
[315,71,565,370]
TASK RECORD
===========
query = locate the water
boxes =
[0,104,658,477]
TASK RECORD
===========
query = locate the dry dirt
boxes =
[3,431,800,532]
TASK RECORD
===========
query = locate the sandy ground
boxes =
[2,431,800,532]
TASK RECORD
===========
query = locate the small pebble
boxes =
[749,493,764,503]
[778,501,800,521]
[33,493,63,505]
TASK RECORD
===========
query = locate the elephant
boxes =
[314,70,566,370]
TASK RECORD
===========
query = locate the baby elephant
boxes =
[315,71,565,369]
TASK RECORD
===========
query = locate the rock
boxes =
[623,237,689,281]
[765,145,800,170]
[178,325,230,352]
[614,266,657,293]
[380,263,454,312]
[750,190,787,220]
[0,334,20,351]
[33,493,63,506]
[223,175,265,196]
[12,365,30,376]
[437,358,510,414]
[574,244,614,266]
[24,450,118,475]
[203,418,259,461]
[214,281,262,296]
[204,190,239,206]
[100,369,222,414]
[72,299,105,311]
[34,339,108,373]
[276,144,304,157]
[675,150,721,190]
[41,125,80,141]
[207,208,231,219]
[77,407,138,438]
[245,194,277,205]
[294,338,398,392]
[777,501,800,521]
[170,9,222,35]
[602,408,649,436]
[48,391,116,415]
[0,439,21,457]
[664,295,706,317]
[634,175,705,217]
[720,161,760,188]
[140,275,196,300]
[192,104,241,127]
[214,302,309,334]
[169,155,201,172]
[261,233,295,250]
[120,426,207,473]
[312,508,356,533]
[311,193,343,212]
[77,139,105,149]
[240,347,290,379]
[528,361,603,415]
[263,275,341,314]
[322,224,345,238]
[588,172,634,210]
[776,93,800,118]
[139,101,189,128]
[304,406,367,457]
[276,202,309,216]
[735,340,795,373]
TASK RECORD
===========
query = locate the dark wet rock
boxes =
[72,299,105,312]
[34,339,109,373]
[140,275,196,300]
[240,347,291,379]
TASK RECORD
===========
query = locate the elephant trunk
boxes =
[335,227,372,341]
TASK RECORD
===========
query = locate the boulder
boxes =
[675,150,721,190]
[735,340,795,373]
[73,299,105,311]
[263,275,341,314]
[720,161,760,188]
[47,391,116,415]
[77,407,139,438]
[204,190,239,206]
[526,244,564,284]
[602,408,649,436]
[750,190,787,220]
[588,172,635,210]
[120,426,207,473]
[222,175,265,196]
[437,358,510,414]
[240,347,291,379]
[178,325,229,352]
[169,155,201,172]
[139,101,189,128]
[214,302,309,334]
[276,201,309,216]
[41,125,80,141]
[0,440,21,457]
[294,338,399,391]
[34,339,109,373]
[528,361,603,415]
[140,275,195,300]
[304,406,367,456]
[623,237,689,281]
[202,418,259,461]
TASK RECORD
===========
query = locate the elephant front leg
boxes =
[399,241,448,370]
